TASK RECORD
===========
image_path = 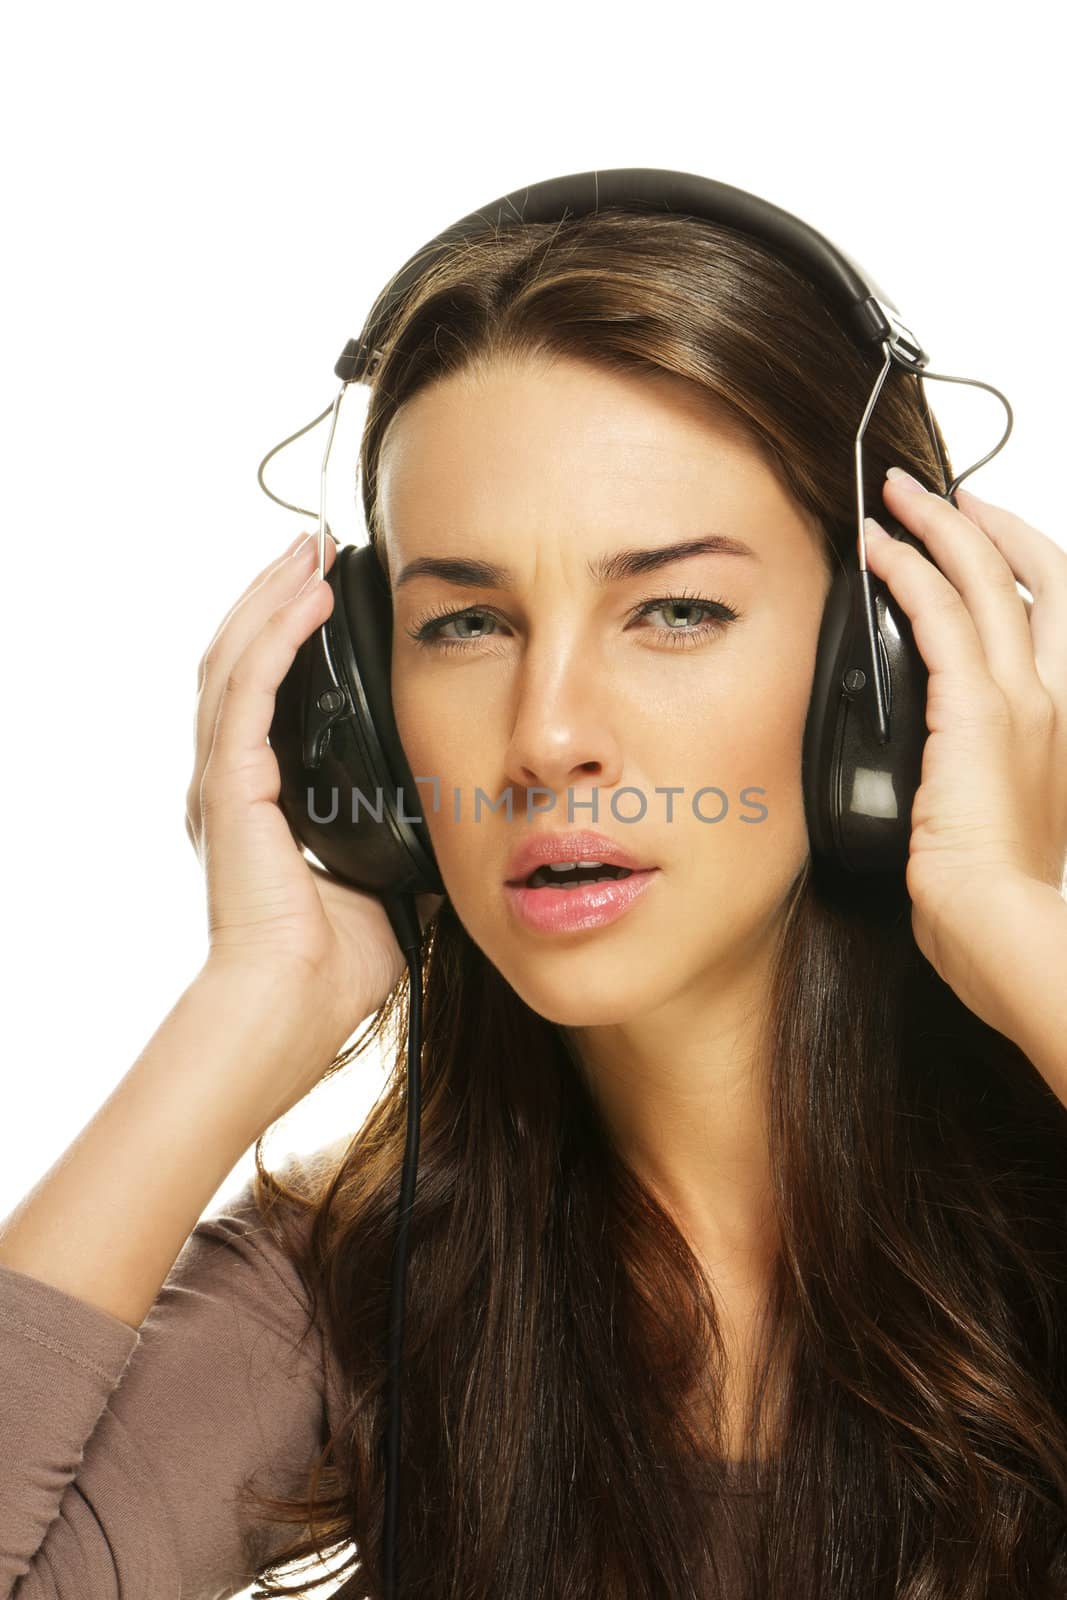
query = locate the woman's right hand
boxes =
[185,530,444,1076]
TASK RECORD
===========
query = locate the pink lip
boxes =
[504,830,653,886]
[503,868,659,934]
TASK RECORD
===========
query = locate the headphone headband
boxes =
[333,166,929,384]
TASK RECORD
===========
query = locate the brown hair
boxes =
[240,209,1067,1597]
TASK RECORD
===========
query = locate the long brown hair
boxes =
[240,209,1067,1597]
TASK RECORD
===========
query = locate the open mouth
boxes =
[523,864,636,890]
[503,860,658,933]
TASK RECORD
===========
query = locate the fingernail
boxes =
[864,516,889,540]
[886,466,927,494]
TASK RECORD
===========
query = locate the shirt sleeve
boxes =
[0,1148,341,1600]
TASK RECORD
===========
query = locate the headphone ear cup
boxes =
[802,514,930,876]
[269,543,445,898]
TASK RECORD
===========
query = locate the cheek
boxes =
[672,638,817,878]
[392,658,468,775]
[391,663,486,869]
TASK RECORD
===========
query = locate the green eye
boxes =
[633,593,739,645]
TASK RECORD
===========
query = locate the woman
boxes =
[2,206,1066,1599]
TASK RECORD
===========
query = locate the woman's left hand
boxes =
[864,468,1067,1048]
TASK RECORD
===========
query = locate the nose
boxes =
[500,641,624,807]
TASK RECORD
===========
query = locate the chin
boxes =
[523,990,651,1029]
[492,953,670,1029]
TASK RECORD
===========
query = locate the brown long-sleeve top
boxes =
[0,1145,346,1599]
[0,1141,763,1598]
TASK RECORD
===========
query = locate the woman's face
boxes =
[379,353,833,1027]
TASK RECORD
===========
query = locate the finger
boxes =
[200,569,335,819]
[189,532,321,841]
[199,531,337,690]
[198,533,337,711]
[954,486,1067,693]
[197,532,308,686]
[190,535,338,825]
[863,519,1008,728]
[882,474,1042,708]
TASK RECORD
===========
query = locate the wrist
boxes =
[183,960,343,1137]
[978,876,1067,1092]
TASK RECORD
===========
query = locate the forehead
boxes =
[376,355,824,575]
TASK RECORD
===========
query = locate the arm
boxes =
[0,964,321,1329]
[0,964,342,1599]
[0,1164,337,1600]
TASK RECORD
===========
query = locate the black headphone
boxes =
[259,168,1012,1597]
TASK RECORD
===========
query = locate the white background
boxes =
[1,2,1061,1591]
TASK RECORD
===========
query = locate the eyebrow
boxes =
[394,533,759,591]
